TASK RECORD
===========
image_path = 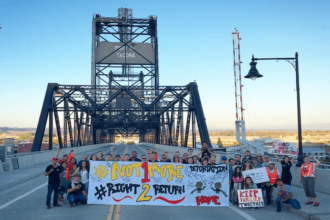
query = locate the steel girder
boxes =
[31,82,211,151]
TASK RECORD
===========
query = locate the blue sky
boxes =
[0,0,329,130]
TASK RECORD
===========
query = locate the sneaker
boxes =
[306,201,313,205]
[53,204,61,207]
[46,205,51,209]
[314,202,319,206]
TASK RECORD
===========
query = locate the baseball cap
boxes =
[221,156,227,160]
[268,161,275,165]
[63,154,68,157]
[52,157,58,161]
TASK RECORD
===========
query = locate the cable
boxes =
[242,79,261,130]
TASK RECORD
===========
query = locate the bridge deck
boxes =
[0,144,329,220]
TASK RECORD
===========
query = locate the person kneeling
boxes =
[67,173,88,207]
[274,178,300,212]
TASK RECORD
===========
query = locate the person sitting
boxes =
[274,178,300,212]
[67,173,88,207]
[243,177,258,210]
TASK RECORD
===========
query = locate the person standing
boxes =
[72,160,90,193]
[242,150,253,163]
[251,157,263,168]
[266,162,281,203]
[78,154,89,167]
[274,154,296,185]
[58,161,70,205]
[232,167,244,205]
[299,155,321,206]
[129,151,141,162]
[45,157,62,209]
[234,154,242,167]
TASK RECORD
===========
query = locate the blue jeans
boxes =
[276,198,301,211]
[68,194,87,205]
[83,182,89,194]
[46,183,59,206]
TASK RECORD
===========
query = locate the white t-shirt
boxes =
[80,170,89,184]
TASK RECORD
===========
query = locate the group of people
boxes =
[45,141,322,212]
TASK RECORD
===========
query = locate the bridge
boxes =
[2,143,330,220]
[1,8,330,220]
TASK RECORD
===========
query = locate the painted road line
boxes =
[115,205,121,220]
[229,206,257,220]
[0,182,47,210]
[107,205,115,220]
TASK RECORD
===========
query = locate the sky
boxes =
[0,0,329,130]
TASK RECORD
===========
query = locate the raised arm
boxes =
[195,151,202,159]
[312,155,321,167]
[55,148,61,158]
[291,155,296,164]
[274,154,281,163]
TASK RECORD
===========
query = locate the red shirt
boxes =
[58,159,73,171]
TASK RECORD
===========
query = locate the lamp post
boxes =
[244,52,303,167]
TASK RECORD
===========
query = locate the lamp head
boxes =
[245,56,263,80]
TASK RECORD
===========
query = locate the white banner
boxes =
[238,189,264,207]
[88,161,229,206]
[242,167,269,184]
[273,141,297,155]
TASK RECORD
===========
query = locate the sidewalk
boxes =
[0,146,112,191]
[270,185,330,220]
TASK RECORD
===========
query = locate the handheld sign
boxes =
[237,189,264,207]
[242,167,269,184]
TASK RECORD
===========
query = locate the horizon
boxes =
[0,0,329,130]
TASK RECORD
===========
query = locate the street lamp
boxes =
[244,52,304,167]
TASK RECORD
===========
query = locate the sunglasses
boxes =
[162,157,166,159]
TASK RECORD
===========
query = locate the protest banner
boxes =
[242,167,269,184]
[88,161,229,206]
[273,141,297,155]
[237,189,264,207]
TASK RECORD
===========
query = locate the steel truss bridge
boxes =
[31,8,211,151]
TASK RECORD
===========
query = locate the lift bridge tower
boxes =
[31,8,211,151]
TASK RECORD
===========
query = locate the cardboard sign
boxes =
[238,189,264,207]
[242,167,270,184]
[88,161,230,206]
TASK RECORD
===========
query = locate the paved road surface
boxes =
[0,144,306,220]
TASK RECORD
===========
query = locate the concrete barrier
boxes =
[16,154,35,168]
[10,143,114,170]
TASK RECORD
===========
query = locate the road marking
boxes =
[0,182,47,210]
[115,205,121,220]
[107,205,115,220]
[229,206,257,220]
